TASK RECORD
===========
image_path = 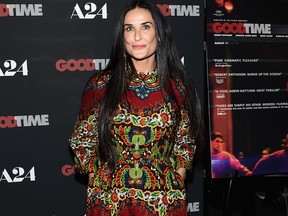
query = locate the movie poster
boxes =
[206,0,288,178]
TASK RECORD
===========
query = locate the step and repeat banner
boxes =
[0,0,205,215]
[206,0,288,179]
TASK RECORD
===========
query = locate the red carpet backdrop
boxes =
[0,0,205,215]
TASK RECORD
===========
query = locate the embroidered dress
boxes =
[69,69,196,216]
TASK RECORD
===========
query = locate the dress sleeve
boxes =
[68,79,101,174]
[171,79,196,171]
[172,107,196,171]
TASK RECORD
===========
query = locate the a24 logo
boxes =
[0,166,35,183]
[71,3,107,19]
[0,60,28,77]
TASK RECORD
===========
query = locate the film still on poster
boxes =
[206,0,288,179]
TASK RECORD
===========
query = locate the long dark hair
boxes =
[98,0,203,167]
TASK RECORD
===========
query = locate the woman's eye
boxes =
[125,26,133,31]
[142,25,150,30]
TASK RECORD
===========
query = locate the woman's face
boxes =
[124,7,157,62]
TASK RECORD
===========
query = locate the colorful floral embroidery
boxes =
[127,69,160,99]
[69,71,195,216]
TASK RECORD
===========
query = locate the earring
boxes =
[124,52,127,72]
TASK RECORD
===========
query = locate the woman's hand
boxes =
[88,173,95,183]
[176,167,186,180]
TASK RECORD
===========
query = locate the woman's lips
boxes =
[132,45,146,49]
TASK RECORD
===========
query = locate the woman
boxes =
[69,0,203,215]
